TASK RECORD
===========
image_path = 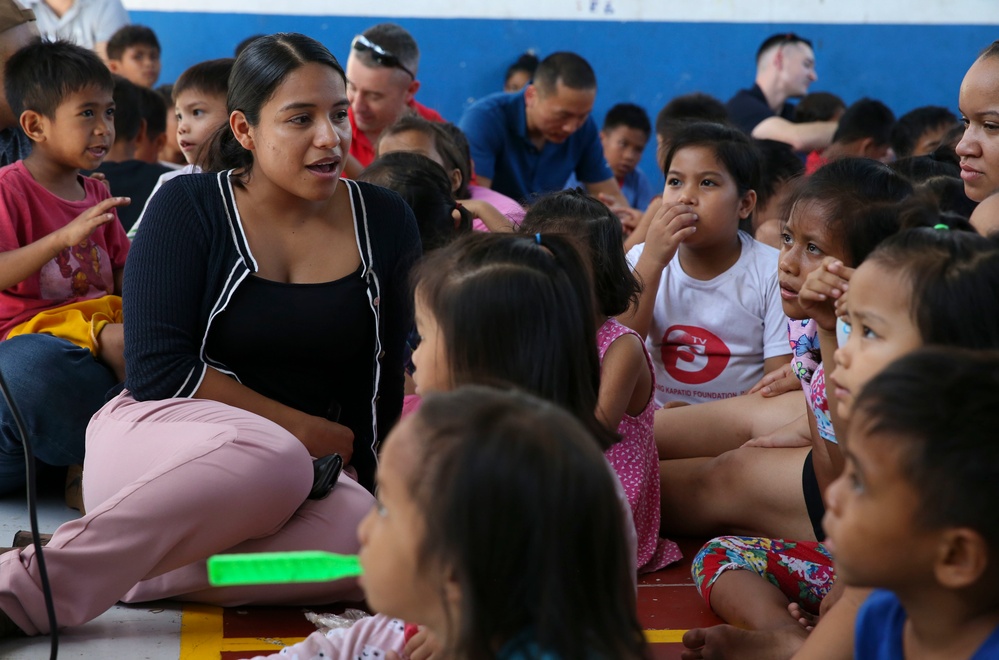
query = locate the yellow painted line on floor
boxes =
[180,604,308,657]
[221,637,308,651]
[645,629,687,643]
[179,604,224,660]
[179,602,684,657]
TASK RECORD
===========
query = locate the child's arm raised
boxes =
[458,198,514,232]
[798,258,852,333]
[799,258,854,489]
[0,196,129,292]
[617,202,697,338]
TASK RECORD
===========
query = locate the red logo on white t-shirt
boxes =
[661,325,731,385]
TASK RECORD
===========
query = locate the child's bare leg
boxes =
[95,322,126,382]
[660,447,814,539]
[655,391,804,460]
[708,570,803,630]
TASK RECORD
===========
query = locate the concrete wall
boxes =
[123,1,999,187]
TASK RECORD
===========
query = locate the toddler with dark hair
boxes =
[826,347,999,659]
[129,58,233,238]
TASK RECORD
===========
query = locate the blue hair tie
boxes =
[535,232,542,245]
[933,223,949,231]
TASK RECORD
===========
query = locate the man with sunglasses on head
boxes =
[726,33,837,153]
[343,23,442,177]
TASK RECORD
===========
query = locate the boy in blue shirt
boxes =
[824,348,999,659]
[569,103,657,211]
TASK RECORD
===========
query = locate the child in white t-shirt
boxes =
[621,122,788,406]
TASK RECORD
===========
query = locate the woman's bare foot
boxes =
[681,624,808,660]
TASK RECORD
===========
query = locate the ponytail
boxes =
[200,120,252,176]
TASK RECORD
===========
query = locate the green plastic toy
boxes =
[207,551,363,586]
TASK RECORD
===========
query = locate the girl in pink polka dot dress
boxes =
[522,190,682,572]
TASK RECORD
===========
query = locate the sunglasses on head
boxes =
[351,34,415,80]
[777,32,811,50]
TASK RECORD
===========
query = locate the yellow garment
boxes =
[6,295,123,354]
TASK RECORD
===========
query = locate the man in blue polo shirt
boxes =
[459,51,631,209]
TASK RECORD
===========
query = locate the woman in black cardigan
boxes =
[0,33,420,635]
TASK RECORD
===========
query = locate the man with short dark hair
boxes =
[0,0,37,166]
[726,33,836,152]
[459,51,631,210]
[344,22,442,174]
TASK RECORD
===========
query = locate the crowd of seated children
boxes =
[684,226,999,660]
[676,41,999,660]
[3,13,999,659]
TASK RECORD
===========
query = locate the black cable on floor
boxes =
[0,367,58,659]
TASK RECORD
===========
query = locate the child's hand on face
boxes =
[641,201,698,267]
[799,258,855,332]
[57,197,130,248]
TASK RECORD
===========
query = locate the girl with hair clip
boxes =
[683,226,999,660]
[520,188,682,573]
[250,387,647,660]
[0,33,421,636]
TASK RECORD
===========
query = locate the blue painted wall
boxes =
[132,12,997,188]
